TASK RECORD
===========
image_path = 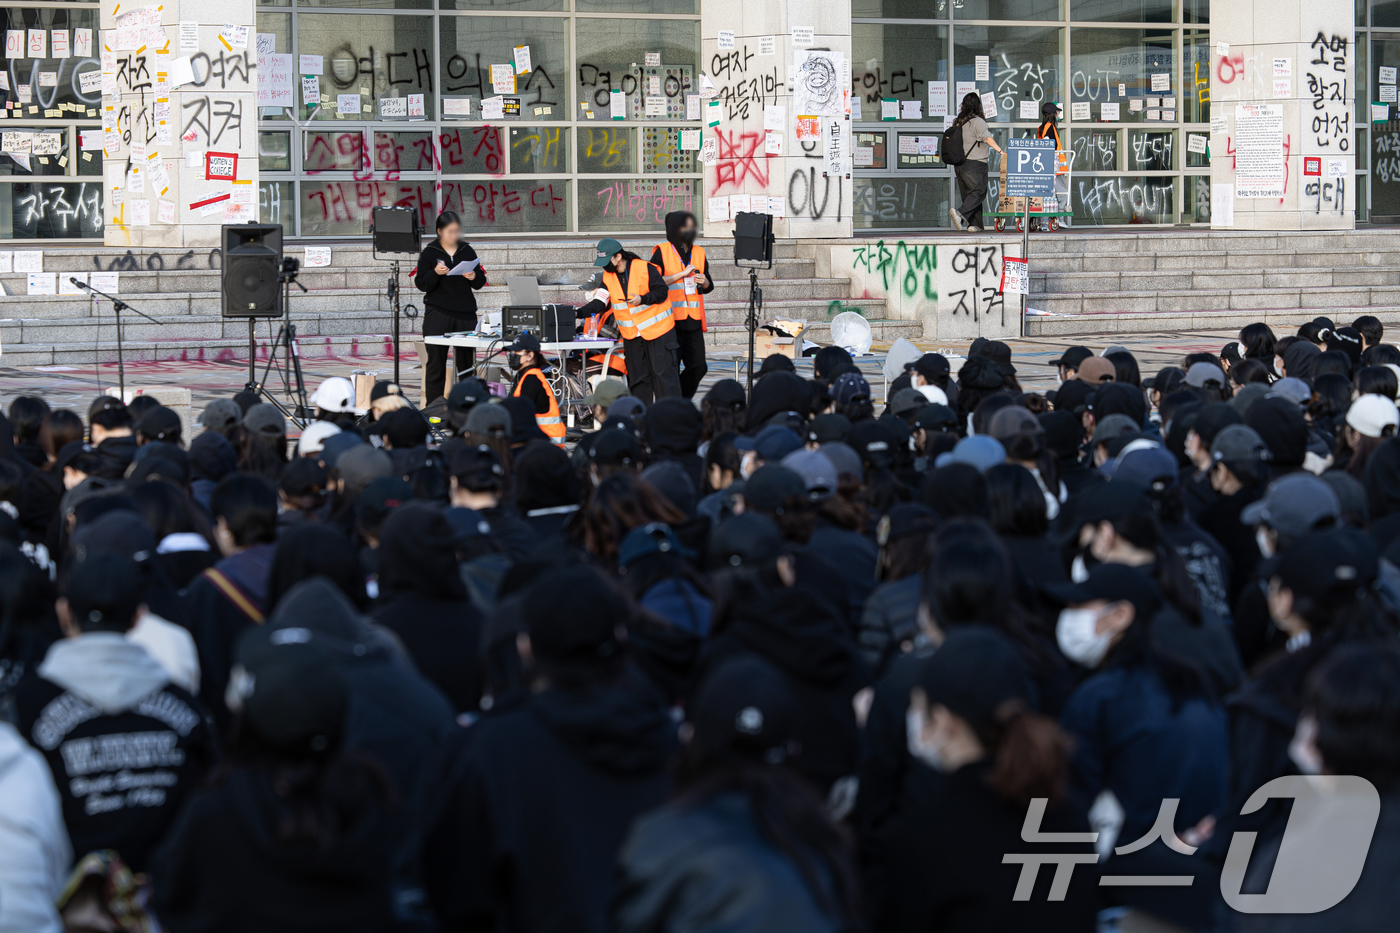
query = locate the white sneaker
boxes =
[967,225,983,233]
[948,208,966,231]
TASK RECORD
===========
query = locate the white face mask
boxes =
[1070,553,1091,584]
[1256,526,1275,559]
[1057,607,1115,668]
[906,709,952,772]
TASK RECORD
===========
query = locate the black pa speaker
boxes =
[221,223,283,318]
[733,211,774,268]
[372,206,421,255]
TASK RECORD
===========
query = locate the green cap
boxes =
[594,238,624,267]
[582,378,629,409]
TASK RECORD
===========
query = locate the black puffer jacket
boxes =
[414,241,488,320]
[614,793,846,933]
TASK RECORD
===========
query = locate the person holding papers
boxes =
[415,210,489,404]
[651,211,714,399]
[575,238,681,404]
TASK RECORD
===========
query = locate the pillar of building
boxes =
[1208,0,1355,229]
[101,0,260,247]
[700,0,853,240]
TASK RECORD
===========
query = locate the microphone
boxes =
[70,277,91,290]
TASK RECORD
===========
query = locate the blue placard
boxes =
[1005,137,1056,197]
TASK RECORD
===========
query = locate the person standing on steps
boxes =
[1036,101,1070,229]
[415,211,488,405]
[651,211,713,399]
[575,238,681,405]
[948,92,1005,234]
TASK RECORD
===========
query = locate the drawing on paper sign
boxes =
[206,151,238,180]
[793,50,845,117]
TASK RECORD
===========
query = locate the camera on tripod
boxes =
[279,256,301,282]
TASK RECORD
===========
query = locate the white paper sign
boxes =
[956,81,977,101]
[1216,41,1229,56]
[304,247,332,267]
[299,54,323,76]
[975,56,989,81]
[90,272,119,293]
[1273,79,1290,98]
[929,81,948,117]
[221,24,249,50]
[759,36,775,56]
[0,253,10,273]
[490,64,514,94]
[514,46,532,74]
[1000,258,1027,296]
[80,70,103,93]
[901,100,921,120]
[1328,159,1347,178]
[158,199,176,223]
[51,30,69,59]
[28,29,45,58]
[730,194,751,214]
[610,89,625,119]
[1101,102,1120,120]
[686,94,700,120]
[14,251,42,273]
[767,196,785,218]
[1211,111,1228,134]
[74,28,92,57]
[1381,67,1398,86]
[381,97,407,118]
[5,31,22,59]
[679,129,700,151]
[1234,103,1285,198]
[980,92,998,119]
[645,96,665,116]
[444,98,471,116]
[700,137,717,165]
[1019,100,1039,120]
[336,94,360,116]
[1150,72,1170,91]
[61,272,88,294]
[302,76,319,106]
[28,273,56,295]
[764,105,785,131]
[1382,85,1399,104]
[1187,133,1208,154]
[765,131,782,155]
[408,94,424,117]
[792,27,814,47]
[854,146,874,167]
[179,22,199,53]
[717,31,735,51]
[707,196,730,222]
[1273,58,1291,77]
[1071,101,1091,121]
[482,96,505,120]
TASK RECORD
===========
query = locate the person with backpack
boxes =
[1036,101,1070,228]
[945,92,1006,233]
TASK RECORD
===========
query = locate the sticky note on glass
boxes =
[513,46,531,74]
[881,99,898,120]
[901,100,922,120]
[680,128,700,150]
[336,94,359,115]
[444,98,471,116]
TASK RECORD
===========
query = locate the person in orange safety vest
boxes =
[651,211,713,399]
[574,237,681,405]
[507,333,565,445]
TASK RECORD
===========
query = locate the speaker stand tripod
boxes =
[387,260,404,386]
[243,263,311,428]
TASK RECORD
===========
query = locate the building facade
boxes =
[1,0,1395,242]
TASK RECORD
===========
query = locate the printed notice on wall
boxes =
[928,81,947,117]
[974,56,989,81]
[717,31,734,50]
[1234,104,1284,198]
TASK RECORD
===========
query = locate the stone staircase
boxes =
[0,239,916,367]
[1024,228,1400,337]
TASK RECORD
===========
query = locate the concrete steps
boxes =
[1017,228,1400,336]
[0,237,902,365]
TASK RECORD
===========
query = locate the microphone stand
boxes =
[72,278,161,398]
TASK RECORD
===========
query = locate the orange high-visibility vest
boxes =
[583,310,627,375]
[512,368,565,444]
[657,242,707,332]
[604,258,673,341]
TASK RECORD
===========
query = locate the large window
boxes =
[249,4,700,236]
[853,0,1209,227]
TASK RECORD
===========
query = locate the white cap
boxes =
[309,376,356,413]
[1345,394,1400,439]
[297,420,343,456]
[916,383,949,406]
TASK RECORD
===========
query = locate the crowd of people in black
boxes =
[3,313,1400,933]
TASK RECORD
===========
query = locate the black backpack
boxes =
[940,119,968,166]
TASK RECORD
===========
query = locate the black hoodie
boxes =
[702,587,866,794]
[422,669,675,933]
[744,371,812,432]
[151,766,393,933]
[649,211,714,321]
[263,579,456,913]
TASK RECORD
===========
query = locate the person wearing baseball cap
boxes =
[309,376,359,428]
[1075,356,1117,387]
[136,405,183,448]
[198,398,243,436]
[1194,424,1271,599]
[734,424,804,478]
[1052,346,1094,382]
[505,333,565,446]
[448,444,532,560]
[574,237,680,404]
[614,654,860,933]
[429,562,675,933]
[1342,393,1400,478]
